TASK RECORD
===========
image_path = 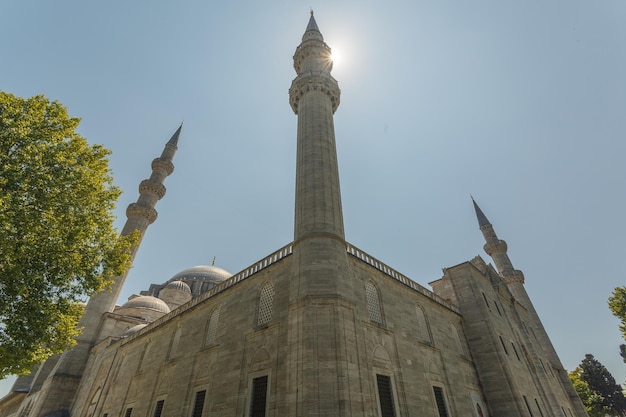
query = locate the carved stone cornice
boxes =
[483,239,508,257]
[289,73,340,114]
[504,269,525,284]
[126,203,158,224]
[293,40,332,74]
[139,180,166,200]
[152,157,174,175]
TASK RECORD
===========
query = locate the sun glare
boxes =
[331,48,342,67]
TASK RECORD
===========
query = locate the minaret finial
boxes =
[310,8,314,16]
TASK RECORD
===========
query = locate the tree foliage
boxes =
[574,354,626,416]
[569,366,613,417]
[0,92,133,377]
[609,287,626,363]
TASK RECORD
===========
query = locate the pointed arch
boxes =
[415,304,432,344]
[257,281,275,326]
[450,324,465,356]
[205,306,221,346]
[168,327,182,360]
[365,281,384,325]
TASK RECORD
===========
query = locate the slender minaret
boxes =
[289,12,349,300]
[287,14,357,416]
[290,11,343,243]
[28,125,182,417]
[472,197,524,290]
[471,197,588,416]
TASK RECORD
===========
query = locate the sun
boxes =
[330,47,342,67]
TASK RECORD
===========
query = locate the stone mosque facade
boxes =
[0,14,588,417]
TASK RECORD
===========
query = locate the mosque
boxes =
[0,14,588,417]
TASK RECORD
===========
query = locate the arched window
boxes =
[365,282,383,325]
[257,282,274,326]
[205,306,221,346]
[168,327,182,360]
[415,305,432,344]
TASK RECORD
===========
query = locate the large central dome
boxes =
[166,265,232,296]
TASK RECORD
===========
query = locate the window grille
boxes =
[153,400,164,417]
[191,390,206,417]
[415,305,431,343]
[432,386,449,417]
[257,283,274,326]
[206,307,221,345]
[124,408,133,417]
[250,375,268,417]
[365,282,383,325]
[376,374,396,417]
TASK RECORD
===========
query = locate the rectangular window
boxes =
[512,342,521,361]
[523,396,534,417]
[153,400,165,417]
[376,374,396,417]
[124,408,133,417]
[535,399,545,417]
[191,390,206,417]
[482,292,490,309]
[432,386,449,417]
[250,375,268,417]
[499,336,509,355]
[494,300,502,315]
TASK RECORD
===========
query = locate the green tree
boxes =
[569,366,612,417]
[579,354,626,416]
[0,92,133,377]
[609,287,626,364]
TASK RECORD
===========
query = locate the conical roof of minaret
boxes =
[302,11,324,41]
[306,11,320,33]
[167,122,183,147]
[472,196,491,227]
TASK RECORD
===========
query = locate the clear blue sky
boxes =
[1,0,625,397]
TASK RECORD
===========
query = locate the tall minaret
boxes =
[471,198,588,416]
[472,197,525,291]
[289,12,347,299]
[290,11,343,243]
[28,125,182,417]
[287,14,356,416]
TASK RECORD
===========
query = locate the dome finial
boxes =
[211,256,216,266]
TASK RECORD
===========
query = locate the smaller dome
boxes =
[121,295,171,314]
[164,280,191,293]
[121,324,148,337]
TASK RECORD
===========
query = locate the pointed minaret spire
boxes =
[31,125,183,417]
[166,121,183,148]
[305,10,320,34]
[471,196,490,228]
[472,197,524,286]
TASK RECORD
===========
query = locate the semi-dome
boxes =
[121,323,148,337]
[164,280,191,293]
[120,295,171,314]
